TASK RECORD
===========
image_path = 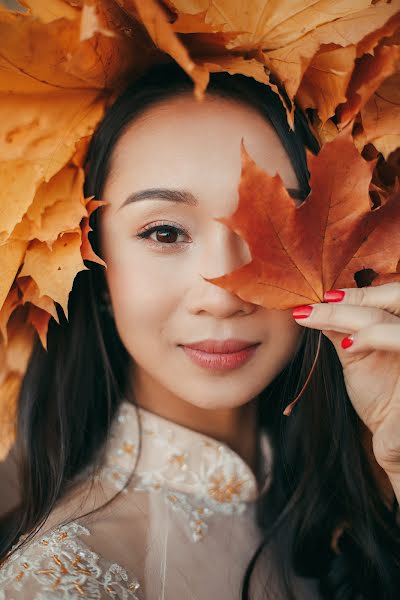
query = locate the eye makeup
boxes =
[136,221,191,250]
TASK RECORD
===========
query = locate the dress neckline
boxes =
[99,400,273,506]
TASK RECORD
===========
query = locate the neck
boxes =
[128,366,260,477]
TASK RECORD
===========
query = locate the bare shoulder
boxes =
[0,521,141,599]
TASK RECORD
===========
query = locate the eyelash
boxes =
[136,222,190,248]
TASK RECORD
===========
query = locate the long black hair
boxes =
[1,60,399,599]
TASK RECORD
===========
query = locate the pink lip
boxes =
[180,339,260,371]
[183,339,258,353]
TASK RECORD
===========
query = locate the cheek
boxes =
[105,248,183,345]
[267,310,303,366]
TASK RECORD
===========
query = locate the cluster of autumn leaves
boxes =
[0,0,399,459]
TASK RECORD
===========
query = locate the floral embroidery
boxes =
[100,401,271,543]
[0,523,141,600]
[0,401,272,596]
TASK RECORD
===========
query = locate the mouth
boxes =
[179,339,261,371]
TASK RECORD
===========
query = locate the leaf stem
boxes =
[283,330,322,416]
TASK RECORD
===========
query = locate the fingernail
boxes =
[341,335,354,349]
[324,290,345,302]
[292,305,313,319]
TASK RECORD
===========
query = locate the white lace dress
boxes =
[0,401,321,599]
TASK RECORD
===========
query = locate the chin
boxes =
[181,387,262,411]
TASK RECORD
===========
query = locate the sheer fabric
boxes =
[0,401,321,599]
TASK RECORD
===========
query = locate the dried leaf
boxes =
[81,199,108,266]
[11,166,87,245]
[359,71,400,159]
[0,1,153,93]
[0,240,27,312]
[80,2,116,41]
[372,147,400,195]
[356,10,400,56]
[0,7,88,92]
[309,115,339,146]
[19,232,88,319]
[171,0,372,51]
[18,0,79,23]
[0,373,21,461]
[297,45,357,123]
[199,56,270,85]
[171,9,223,34]
[0,161,45,243]
[2,308,35,375]
[27,305,52,350]
[0,308,35,459]
[338,44,400,127]
[0,284,21,345]
[17,277,59,324]
[206,133,400,310]
[0,92,105,245]
[262,3,399,106]
[118,0,210,100]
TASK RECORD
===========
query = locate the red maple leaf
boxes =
[205,131,400,310]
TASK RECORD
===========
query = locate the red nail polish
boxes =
[341,336,354,349]
[324,290,345,302]
[292,305,313,319]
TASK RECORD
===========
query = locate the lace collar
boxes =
[100,400,273,509]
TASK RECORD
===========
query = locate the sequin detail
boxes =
[100,402,268,542]
[0,522,141,599]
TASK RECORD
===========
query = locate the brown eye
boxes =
[137,224,189,245]
[155,227,178,243]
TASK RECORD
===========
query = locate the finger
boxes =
[292,303,399,334]
[340,323,400,353]
[323,282,400,317]
[320,329,371,370]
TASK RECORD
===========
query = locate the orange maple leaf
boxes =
[80,198,108,267]
[205,131,400,310]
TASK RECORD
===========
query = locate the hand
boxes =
[292,282,400,479]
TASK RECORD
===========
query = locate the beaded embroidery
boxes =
[100,401,271,542]
[0,522,141,600]
[0,401,272,597]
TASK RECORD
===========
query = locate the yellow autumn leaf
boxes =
[264,3,400,108]
[0,92,105,178]
[199,56,270,85]
[0,307,35,460]
[0,161,44,243]
[0,373,21,461]
[0,92,105,246]
[338,44,400,128]
[119,0,210,100]
[11,166,87,245]
[0,0,154,93]
[2,308,35,375]
[18,232,88,319]
[18,0,79,23]
[169,0,371,50]
[0,6,87,93]
[359,71,400,159]
[297,46,357,123]
[0,284,21,344]
[18,277,59,324]
[0,240,27,312]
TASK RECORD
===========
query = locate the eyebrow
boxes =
[119,188,198,210]
[118,186,307,210]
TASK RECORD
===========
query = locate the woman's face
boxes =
[100,92,303,410]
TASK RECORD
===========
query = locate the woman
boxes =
[0,61,399,599]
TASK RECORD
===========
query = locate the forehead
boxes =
[106,92,298,212]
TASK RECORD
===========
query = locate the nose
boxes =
[187,225,257,318]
